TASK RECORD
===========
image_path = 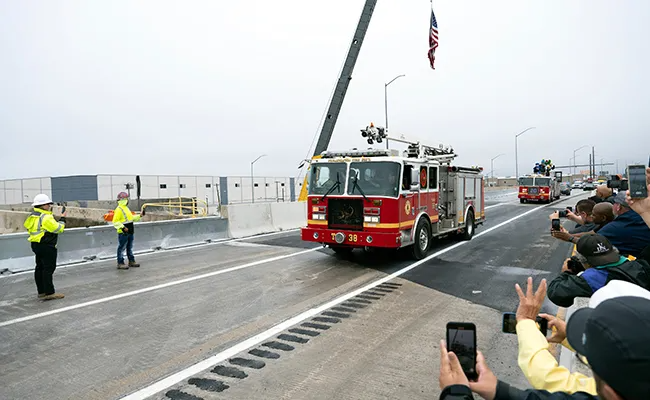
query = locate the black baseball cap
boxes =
[567,296,650,400]
[576,234,620,266]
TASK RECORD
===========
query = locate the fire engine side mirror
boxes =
[409,167,420,191]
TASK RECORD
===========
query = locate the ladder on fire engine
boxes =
[361,123,458,164]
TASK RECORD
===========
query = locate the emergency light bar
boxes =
[320,149,400,158]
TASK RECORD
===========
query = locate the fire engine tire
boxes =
[520,199,526,204]
[411,218,431,260]
[460,211,475,241]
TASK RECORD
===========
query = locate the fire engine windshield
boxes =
[308,163,347,195]
[518,178,534,186]
[348,161,401,197]
[535,177,551,186]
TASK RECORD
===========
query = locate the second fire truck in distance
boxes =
[300,124,486,260]
[517,172,563,204]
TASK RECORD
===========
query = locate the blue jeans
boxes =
[117,233,135,264]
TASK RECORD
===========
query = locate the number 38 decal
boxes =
[330,233,359,242]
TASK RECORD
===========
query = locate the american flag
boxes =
[428,7,439,69]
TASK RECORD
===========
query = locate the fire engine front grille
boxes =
[328,198,364,231]
[528,187,539,194]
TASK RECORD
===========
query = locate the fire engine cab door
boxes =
[400,164,419,230]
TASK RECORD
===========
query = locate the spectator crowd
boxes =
[437,168,650,400]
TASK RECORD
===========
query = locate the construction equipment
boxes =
[298,0,378,201]
[301,124,485,260]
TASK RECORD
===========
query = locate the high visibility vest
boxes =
[24,208,65,244]
[112,203,141,233]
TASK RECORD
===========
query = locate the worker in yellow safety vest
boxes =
[23,194,67,300]
[113,192,144,269]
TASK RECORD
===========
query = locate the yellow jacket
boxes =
[24,208,65,245]
[112,200,141,234]
[516,319,596,395]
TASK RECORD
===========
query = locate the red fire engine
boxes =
[518,172,563,204]
[300,124,486,259]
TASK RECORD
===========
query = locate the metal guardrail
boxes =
[0,216,228,274]
[141,197,209,217]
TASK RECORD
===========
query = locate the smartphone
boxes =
[551,218,561,231]
[628,164,648,199]
[558,210,568,218]
[502,312,548,336]
[446,322,477,380]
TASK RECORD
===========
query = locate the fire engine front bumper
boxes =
[301,227,402,249]
[519,194,549,201]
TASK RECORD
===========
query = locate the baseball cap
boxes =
[566,286,650,400]
[613,190,629,207]
[576,234,620,266]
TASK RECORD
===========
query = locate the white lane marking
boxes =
[120,203,545,400]
[0,247,319,328]
[1,229,301,279]
[485,203,507,209]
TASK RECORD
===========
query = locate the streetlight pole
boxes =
[250,154,266,203]
[572,145,589,178]
[384,74,405,149]
[514,127,536,179]
[490,153,505,182]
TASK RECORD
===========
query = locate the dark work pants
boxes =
[31,242,57,295]
[117,233,135,264]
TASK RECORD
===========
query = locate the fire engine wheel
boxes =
[460,211,475,241]
[520,199,526,204]
[411,218,431,260]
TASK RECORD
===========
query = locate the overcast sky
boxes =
[1,0,649,180]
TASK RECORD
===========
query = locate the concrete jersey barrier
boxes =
[270,202,307,231]
[226,203,275,238]
[1,201,307,274]
[0,216,228,274]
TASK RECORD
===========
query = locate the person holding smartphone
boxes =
[626,166,650,229]
[24,194,67,300]
[438,278,650,400]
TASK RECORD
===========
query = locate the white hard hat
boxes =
[32,193,53,207]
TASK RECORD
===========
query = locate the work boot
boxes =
[117,263,129,270]
[38,293,46,299]
[42,293,65,301]
[128,261,140,268]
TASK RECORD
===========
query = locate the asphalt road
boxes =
[0,190,591,400]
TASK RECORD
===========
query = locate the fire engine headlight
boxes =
[334,232,345,244]
[313,213,326,220]
[364,216,379,223]
[313,232,319,239]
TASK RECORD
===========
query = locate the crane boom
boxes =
[298,0,378,201]
[312,0,377,156]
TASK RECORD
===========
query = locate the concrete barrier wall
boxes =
[1,201,307,274]
[270,202,306,231]
[226,203,274,238]
[0,217,228,274]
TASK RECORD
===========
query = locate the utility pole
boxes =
[250,154,266,203]
[514,127,536,179]
[591,146,595,178]
[491,153,505,183]
[384,74,406,149]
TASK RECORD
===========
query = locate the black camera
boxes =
[567,256,585,275]
[607,175,629,191]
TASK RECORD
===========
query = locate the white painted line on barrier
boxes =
[0,247,319,328]
[119,203,547,400]
[0,229,302,279]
